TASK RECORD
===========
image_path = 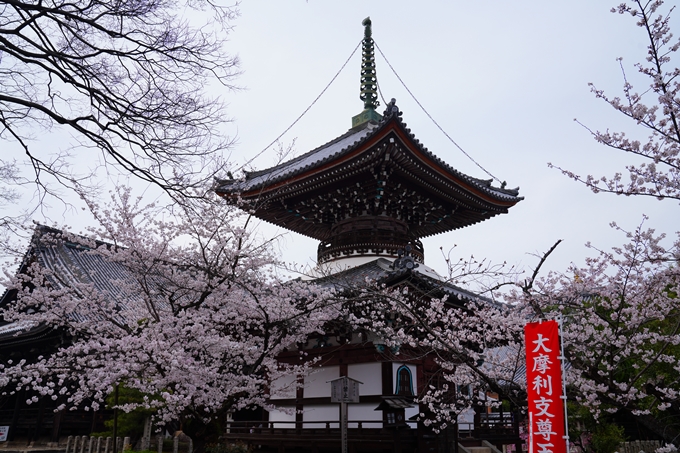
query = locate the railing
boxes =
[224,419,417,434]
[619,440,661,453]
[64,435,192,453]
[222,420,420,451]
[477,412,515,428]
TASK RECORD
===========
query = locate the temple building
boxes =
[0,17,526,453]
[215,17,524,453]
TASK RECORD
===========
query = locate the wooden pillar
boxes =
[112,386,119,453]
[32,396,47,441]
[295,376,303,435]
[381,362,393,396]
[454,423,459,453]
[8,389,25,441]
[51,410,63,444]
[392,427,402,453]
[90,410,98,435]
[514,410,523,453]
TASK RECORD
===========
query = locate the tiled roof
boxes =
[0,225,164,335]
[216,109,521,201]
[222,124,378,193]
[310,257,483,304]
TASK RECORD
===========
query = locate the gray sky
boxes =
[220,1,676,279]
[4,1,677,284]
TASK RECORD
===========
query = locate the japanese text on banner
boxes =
[524,320,566,453]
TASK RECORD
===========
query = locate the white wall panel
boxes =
[302,404,339,428]
[405,406,419,429]
[458,408,475,427]
[270,374,296,400]
[347,362,382,396]
[303,365,339,398]
[268,406,295,429]
[347,403,382,428]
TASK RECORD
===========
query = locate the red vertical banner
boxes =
[525,320,566,453]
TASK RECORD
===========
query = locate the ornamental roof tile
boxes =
[215,107,522,245]
[216,109,521,202]
[231,123,378,192]
[0,225,166,336]
[310,257,483,304]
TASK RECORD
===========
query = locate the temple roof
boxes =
[0,225,162,331]
[307,257,484,305]
[216,103,522,244]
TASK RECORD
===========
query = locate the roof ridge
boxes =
[243,122,377,180]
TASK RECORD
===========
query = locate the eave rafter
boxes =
[216,114,521,242]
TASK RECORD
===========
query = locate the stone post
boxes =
[173,436,178,453]
[141,417,152,451]
[104,437,111,453]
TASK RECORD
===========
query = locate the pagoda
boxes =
[215,18,522,269]
[215,18,525,453]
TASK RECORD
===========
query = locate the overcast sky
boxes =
[5,1,677,284]
[219,1,676,280]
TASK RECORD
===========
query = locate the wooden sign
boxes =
[0,426,9,442]
[330,376,361,403]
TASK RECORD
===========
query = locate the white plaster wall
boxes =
[347,403,382,428]
[303,365,339,398]
[302,404,339,428]
[392,363,418,394]
[268,406,296,429]
[458,408,475,431]
[302,256,396,280]
[347,362,382,396]
[405,406,419,429]
[270,374,296,400]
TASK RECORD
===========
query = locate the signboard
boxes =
[525,320,566,453]
[0,426,8,442]
[330,376,361,403]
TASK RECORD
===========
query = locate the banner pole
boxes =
[558,315,570,453]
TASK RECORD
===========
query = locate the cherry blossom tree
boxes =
[512,222,680,444]
[340,255,531,431]
[0,188,338,445]
[553,0,680,202]
[344,2,680,438]
[528,0,680,445]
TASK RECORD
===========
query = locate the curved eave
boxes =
[217,114,521,205]
[216,114,522,240]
